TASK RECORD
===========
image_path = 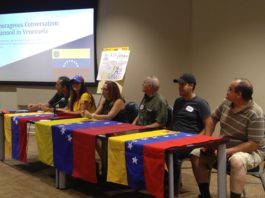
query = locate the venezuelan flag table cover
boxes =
[107,130,221,198]
[70,123,146,183]
[35,119,146,183]
[4,112,54,161]
[35,118,89,166]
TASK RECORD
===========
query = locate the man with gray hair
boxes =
[133,75,168,128]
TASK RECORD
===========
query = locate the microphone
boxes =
[53,97,66,117]
[52,97,66,108]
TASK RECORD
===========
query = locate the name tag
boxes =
[186,105,194,112]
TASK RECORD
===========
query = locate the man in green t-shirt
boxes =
[133,75,168,129]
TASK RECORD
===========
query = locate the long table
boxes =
[34,119,147,189]
[0,113,227,198]
[107,130,227,198]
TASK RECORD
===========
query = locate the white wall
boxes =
[192,0,265,110]
[97,0,192,105]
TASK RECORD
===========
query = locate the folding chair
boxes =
[242,160,265,197]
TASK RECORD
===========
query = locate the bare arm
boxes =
[226,140,259,156]
[28,103,50,112]
[203,117,217,136]
[145,122,164,129]
[199,116,215,135]
[84,99,125,120]
[132,116,139,125]
[93,99,125,120]
[56,100,89,116]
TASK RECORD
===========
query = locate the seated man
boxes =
[171,73,211,134]
[133,75,168,128]
[170,73,211,194]
[28,76,70,112]
[191,78,265,198]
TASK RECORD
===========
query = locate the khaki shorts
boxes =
[191,148,264,170]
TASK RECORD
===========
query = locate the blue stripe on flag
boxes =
[125,132,197,189]
[52,120,120,174]
[11,114,53,160]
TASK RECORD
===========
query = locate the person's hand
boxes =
[82,110,92,118]
[28,104,39,112]
[39,104,50,112]
[54,108,68,115]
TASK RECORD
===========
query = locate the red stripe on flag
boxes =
[72,124,146,183]
[18,115,53,162]
[72,130,97,183]
[144,135,222,198]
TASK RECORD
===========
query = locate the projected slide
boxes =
[0,8,95,83]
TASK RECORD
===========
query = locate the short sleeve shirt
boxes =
[212,99,265,151]
[172,96,211,134]
[72,92,96,112]
[137,93,168,126]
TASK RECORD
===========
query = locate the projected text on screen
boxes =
[0,8,96,84]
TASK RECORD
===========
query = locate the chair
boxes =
[125,102,139,123]
[213,157,265,197]
[242,160,265,197]
[166,105,173,129]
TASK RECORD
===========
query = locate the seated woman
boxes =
[83,81,127,122]
[83,81,127,175]
[56,75,96,116]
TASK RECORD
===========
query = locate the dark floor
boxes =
[0,133,264,198]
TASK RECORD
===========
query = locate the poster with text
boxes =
[97,47,130,81]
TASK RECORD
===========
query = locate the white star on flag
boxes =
[67,134,72,142]
[15,120,18,125]
[164,135,169,138]
[132,156,138,164]
[128,142,133,150]
[60,128,66,135]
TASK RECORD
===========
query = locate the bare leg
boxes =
[230,156,246,194]
[191,155,211,183]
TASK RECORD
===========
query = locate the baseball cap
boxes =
[173,73,196,84]
[70,75,84,84]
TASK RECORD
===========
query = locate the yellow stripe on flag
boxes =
[107,129,173,185]
[4,112,52,157]
[35,118,88,166]
[52,49,90,59]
